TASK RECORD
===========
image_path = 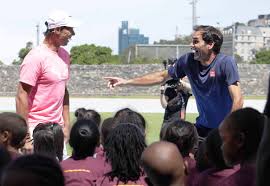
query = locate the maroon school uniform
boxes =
[217,163,256,186]
[96,175,148,186]
[192,165,240,186]
[61,156,106,186]
[184,156,198,186]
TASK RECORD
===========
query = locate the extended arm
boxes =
[104,70,170,88]
[228,82,244,112]
[16,82,33,154]
[16,82,32,120]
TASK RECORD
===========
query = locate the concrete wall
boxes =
[0,64,269,96]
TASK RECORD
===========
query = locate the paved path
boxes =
[0,97,266,113]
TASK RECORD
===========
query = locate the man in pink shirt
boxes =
[16,10,79,151]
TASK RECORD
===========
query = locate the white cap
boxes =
[45,10,79,29]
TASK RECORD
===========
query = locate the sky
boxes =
[0,0,269,64]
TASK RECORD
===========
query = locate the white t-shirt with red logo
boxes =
[19,44,70,128]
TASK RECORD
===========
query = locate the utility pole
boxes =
[190,0,198,30]
[36,23,40,46]
[232,23,236,59]
[175,26,180,39]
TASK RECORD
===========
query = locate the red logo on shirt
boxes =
[210,69,215,77]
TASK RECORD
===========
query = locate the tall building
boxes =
[118,21,149,55]
[248,14,270,27]
[222,22,270,62]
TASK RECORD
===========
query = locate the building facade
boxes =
[248,14,270,27]
[118,21,149,55]
[222,22,270,62]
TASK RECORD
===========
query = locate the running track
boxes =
[0,97,266,113]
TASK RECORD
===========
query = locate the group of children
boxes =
[0,105,268,186]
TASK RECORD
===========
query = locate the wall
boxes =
[0,64,269,97]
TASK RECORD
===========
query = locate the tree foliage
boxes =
[70,44,120,64]
[13,41,33,65]
[131,57,162,64]
[234,54,244,63]
[252,49,270,64]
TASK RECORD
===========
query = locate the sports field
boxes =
[70,112,198,144]
[67,112,198,155]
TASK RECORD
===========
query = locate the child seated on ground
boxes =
[74,108,101,127]
[218,107,265,186]
[0,112,27,159]
[195,139,212,173]
[192,128,239,186]
[96,123,148,185]
[33,122,64,161]
[141,141,185,186]
[1,154,64,186]
[61,119,105,186]
[95,117,114,159]
[160,119,198,185]
[75,108,104,158]
[112,108,146,134]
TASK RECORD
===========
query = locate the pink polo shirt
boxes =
[19,44,70,127]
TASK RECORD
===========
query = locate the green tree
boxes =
[252,49,270,64]
[70,44,120,65]
[13,41,33,65]
[0,60,3,65]
[12,59,21,65]
[234,54,244,63]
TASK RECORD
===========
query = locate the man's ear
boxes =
[0,131,10,143]
[207,42,215,50]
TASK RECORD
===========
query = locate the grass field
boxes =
[67,112,198,155]
[70,112,198,144]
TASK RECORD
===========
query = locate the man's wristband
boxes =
[161,90,164,94]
